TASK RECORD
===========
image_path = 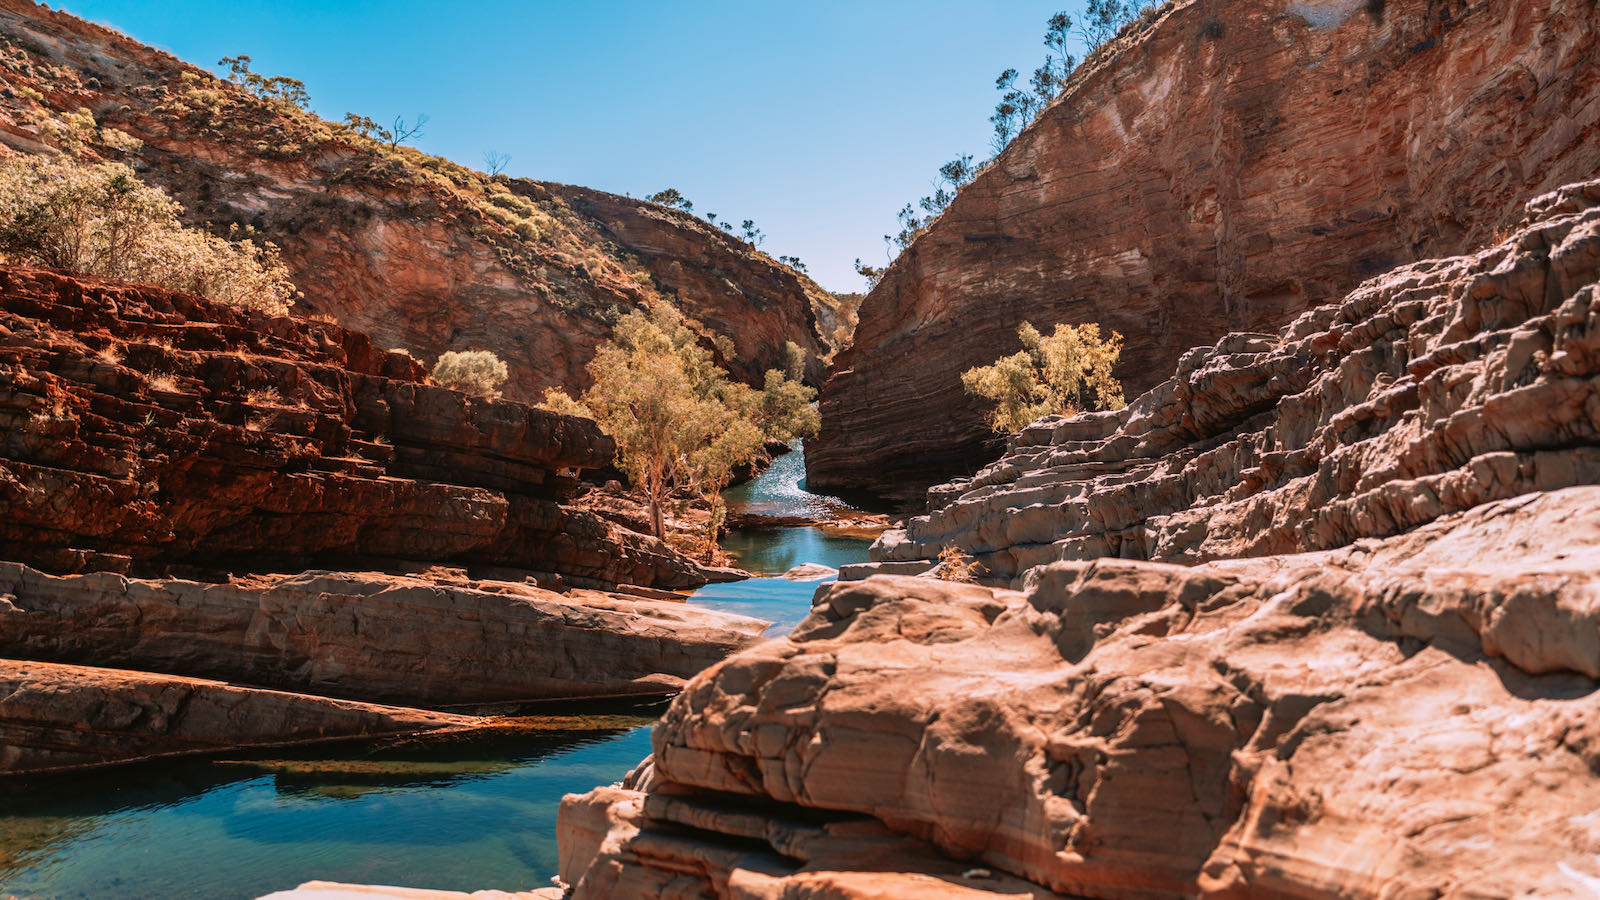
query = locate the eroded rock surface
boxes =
[809,0,1600,495]
[0,657,479,774]
[0,562,767,707]
[877,177,1600,583]
[560,491,1600,898]
[0,265,704,589]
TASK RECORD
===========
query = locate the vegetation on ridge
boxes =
[872,1,1165,272]
[0,152,298,314]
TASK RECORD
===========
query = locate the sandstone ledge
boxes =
[877,177,1600,583]
[0,657,480,775]
[0,562,768,711]
[556,487,1600,898]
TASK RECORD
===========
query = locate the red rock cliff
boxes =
[0,0,829,399]
[0,264,704,589]
[808,0,1600,496]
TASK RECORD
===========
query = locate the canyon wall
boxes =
[0,265,703,588]
[0,266,771,770]
[553,178,1600,897]
[0,0,828,400]
[809,0,1600,495]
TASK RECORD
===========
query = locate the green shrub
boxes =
[540,306,818,548]
[0,154,298,314]
[489,192,536,218]
[431,349,509,397]
[961,321,1125,433]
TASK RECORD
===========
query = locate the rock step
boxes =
[0,657,481,775]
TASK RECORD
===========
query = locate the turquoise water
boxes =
[695,442,875,633]
[0,716,657,899]
[0,444,871,899]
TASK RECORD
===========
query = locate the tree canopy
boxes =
[541,306,818,553]
[961,321,1126,433]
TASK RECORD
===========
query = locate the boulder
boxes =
[559,490,1600,897]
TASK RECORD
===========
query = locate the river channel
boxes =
[0,444,874,899]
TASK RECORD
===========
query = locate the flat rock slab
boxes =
[781,563,838,581]
[258,883,556,900]
[0,658,479,775]
[0,562,769,707]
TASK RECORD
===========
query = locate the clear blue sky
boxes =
[58,1,1098,292]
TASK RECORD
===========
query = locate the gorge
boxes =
[807,0,1600,496]
[2,0,1599,897]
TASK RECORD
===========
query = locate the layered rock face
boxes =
[877,177,1600,582]
[0,0,827,398]
[0,265,700,588]
[0,267,770,771]
[553,181,1600,897]
[809,0,1600,495]
[0,563,766,707]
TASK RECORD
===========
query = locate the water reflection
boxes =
[720,526,872,576]
[0,710,659,899]
[691,441,877,636]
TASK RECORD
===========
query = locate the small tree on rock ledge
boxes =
[540,306,818,554]
[962,321,1125,433]
[432,350,509,398]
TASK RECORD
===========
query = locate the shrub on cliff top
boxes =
[431,350,509,398]
[0,154,298,314]
[962,320,1125,433]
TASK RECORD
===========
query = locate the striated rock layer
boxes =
[0,264,704,589]
[810,0,1600,495]
[0,657,480,774]
[0,0,828,397]
[876,177,1600,582]
[0,268,772,771]
[561,493,1600,898]
[0,562,767,707]
[554,181,1600,897]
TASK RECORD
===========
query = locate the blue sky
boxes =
[58,1,1097,291]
